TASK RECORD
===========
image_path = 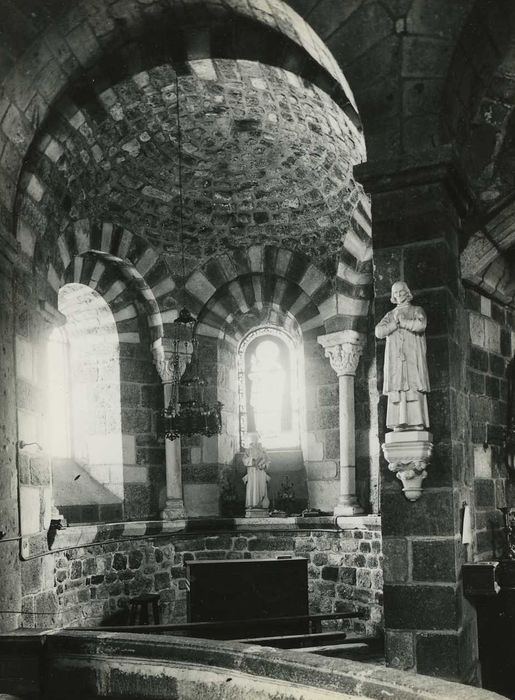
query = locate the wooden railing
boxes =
[75,611,365,641]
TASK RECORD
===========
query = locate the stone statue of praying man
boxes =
[375,281,430,432]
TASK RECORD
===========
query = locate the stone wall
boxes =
[466,289,514,560]
[182,336,238,517]
[304,336,340,512]
[0,231,21,632]
[119,338,164,521]
[216,337,239,466]
[19,519,382,638]
[358,152,480,682]
[355,333,380,511]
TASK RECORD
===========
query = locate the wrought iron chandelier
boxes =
[162,74,223,441]
[163,308,223,440]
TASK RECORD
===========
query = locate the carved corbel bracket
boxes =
[387,458,430,502]
[382,431,433,502]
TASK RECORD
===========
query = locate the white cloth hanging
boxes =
[462,503,473,546]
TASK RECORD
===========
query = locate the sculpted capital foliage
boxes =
[323,342,363,377]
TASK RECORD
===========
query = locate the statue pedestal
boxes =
[245,507,269,518]
[382,430,433,502]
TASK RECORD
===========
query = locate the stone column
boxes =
[153,343,186,520]
[355,147,477,683]
[318,330,365,516]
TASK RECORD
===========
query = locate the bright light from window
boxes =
[248,340,285,439]
[238,328,302,450]
[47,326,72,457]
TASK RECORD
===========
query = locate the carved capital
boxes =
[317,330,365,377]
[152,343,174,384]
[324,343,362,377]
[152,341,192,385]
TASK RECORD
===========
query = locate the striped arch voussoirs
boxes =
[183,244,371,339]
[461,199,515,305]
[195,274,325,343]
[42,220,178,343]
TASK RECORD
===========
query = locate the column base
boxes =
[334,499,364,516]
[160,499,187,520]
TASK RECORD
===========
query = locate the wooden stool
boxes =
[128,593,161,625]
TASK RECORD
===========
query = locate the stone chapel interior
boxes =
[1,1,515,699]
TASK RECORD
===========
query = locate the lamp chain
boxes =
[159,69,223,441]
[175,71,186,286]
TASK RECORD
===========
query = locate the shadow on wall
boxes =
[52,458,123,524]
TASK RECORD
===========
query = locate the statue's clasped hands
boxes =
[395,311,404,326]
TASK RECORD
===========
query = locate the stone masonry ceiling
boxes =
[0,0,361,230]
[19,60,367,274]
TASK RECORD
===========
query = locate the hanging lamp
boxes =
[162,73,222,441]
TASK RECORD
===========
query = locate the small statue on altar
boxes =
[375,281,430,432]
[242,433,271,512]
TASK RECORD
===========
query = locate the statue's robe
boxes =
[242,442,271,508]
[375,304,430,430]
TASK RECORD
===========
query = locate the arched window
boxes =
[238,328,302,450]
[47,284,124,524]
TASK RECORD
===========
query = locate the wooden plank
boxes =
[233,631,349,648]
[292,642,369,653]
[76,611,364,634]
